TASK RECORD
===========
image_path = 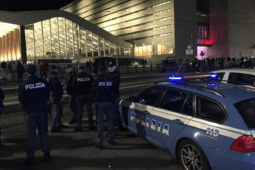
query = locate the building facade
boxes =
[61,0,198,63]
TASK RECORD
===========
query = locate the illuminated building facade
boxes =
[60,0,198,63]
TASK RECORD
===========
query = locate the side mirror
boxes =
[139,98,146,104]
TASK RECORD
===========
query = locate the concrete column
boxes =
[20,26,27,64]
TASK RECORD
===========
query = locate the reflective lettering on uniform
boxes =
[150,119,157,130]
[131,112,135,121]
[141,116,145,126]
[146,118,150,128]
[77,78,90,82]
[25,82,46,90]
[135,114,140,124]
[99,81,112,86]
[162,124,169,136]
[157,122,162,132]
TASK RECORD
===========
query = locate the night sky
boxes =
[0,0,74,11]
[0,0,210,13]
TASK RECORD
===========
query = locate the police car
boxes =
[212,68,255,86]
[118,74,255,170]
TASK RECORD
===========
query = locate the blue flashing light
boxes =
[169,75,183,81]
[211,73,217,78]
[210,82,216,86]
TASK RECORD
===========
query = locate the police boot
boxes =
[43,152,51,163]
[23,157,34,166]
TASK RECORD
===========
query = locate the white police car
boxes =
[119,74,255,170]
[212,68,255,86]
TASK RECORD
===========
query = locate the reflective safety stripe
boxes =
[251,130,255,138]
[120,101,251,139]
[152,107,192,125]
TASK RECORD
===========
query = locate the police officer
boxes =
[49,65,65,133]
[0,87,4,149]
[18,65,51,166]
[65,65,77,124]
[107,63,121,134]
[92,65,115,149]
[72,66,94,131]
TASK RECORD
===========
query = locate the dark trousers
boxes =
[24,112,50,158]
[113,97,119,127]
[97,101,114,146]
[41,73,47,79]
[69,95,77,120]
[77,94,93,128]
[17,73,23,84]
[51,102,62,130]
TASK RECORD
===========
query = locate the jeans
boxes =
[77,94,93,128]
[97,101,114,146]
[17,73,23,84]
[51,102,62,130]
[24,112,50,158]
[69,95,77,120]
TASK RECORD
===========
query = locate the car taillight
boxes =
[231,135,255,152]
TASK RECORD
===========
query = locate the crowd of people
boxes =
[0,60,121,166]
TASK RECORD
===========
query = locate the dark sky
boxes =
[0,0,210,13]
[0,0,74,11]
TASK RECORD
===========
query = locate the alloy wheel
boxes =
[181,144,202,170]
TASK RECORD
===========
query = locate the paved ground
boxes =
[0,107,183,170]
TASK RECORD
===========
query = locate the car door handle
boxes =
[173,119,184,125]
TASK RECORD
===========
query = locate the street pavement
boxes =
[0,106,183,170]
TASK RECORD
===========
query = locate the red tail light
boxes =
[231,135,255,152]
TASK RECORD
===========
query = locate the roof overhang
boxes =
[0,10,132,47]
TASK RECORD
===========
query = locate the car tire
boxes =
[178,139,211,170]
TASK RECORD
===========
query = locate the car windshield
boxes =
[234,98,255,128]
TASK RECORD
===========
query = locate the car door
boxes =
[149,88,193,150]
[127,86,165,139]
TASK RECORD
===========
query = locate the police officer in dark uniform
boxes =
[0,87,4,149]
[65,65,77,124]
[18,65,51,166]
[92,65,115,149]
[107,63,121,134]
[72,66,94,131]
[49,65,65,133]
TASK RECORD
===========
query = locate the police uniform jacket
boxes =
[18,75,50,113]
[65,71,76,95]
[72,72,94,95]
[91,75,113,102]
[49,76,63,99]
[108,71,121,97]
[0,87,5,108]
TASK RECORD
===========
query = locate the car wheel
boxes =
[178,140,211,170]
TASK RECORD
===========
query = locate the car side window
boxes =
[181,94,193,116]
[160,89,188,113]
[136,86,164,106]
[216,72,225,81]
[197,97,225,122]
[229,73,255,85]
